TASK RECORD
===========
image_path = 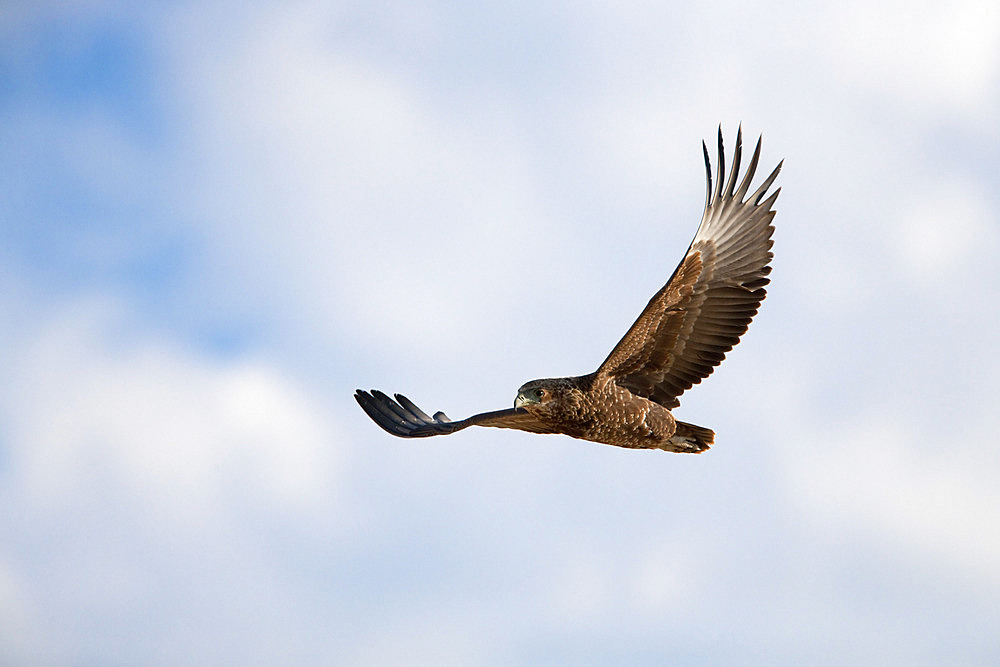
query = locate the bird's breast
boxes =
[573,385,677,448]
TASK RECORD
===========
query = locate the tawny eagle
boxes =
[356,127,781,452]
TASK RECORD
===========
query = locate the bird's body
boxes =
[356,126,781,453]
[513,375,705,452]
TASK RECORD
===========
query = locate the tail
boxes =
[668,421,715,453]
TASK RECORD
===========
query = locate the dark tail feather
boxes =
[671,421,715,453]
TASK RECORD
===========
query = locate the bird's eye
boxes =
[534,389,545,399]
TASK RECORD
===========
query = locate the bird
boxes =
[355,126,781,453]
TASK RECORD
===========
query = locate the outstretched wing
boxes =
[355,389,558,438]
[594,126,781,408]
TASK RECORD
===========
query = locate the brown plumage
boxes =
[355,126,781,452]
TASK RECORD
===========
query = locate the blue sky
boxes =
[2,1,1000,664]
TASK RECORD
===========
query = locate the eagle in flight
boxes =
[356,127,781,453]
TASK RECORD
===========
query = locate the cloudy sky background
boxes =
[2,0,999,663]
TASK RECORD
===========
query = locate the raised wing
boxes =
[594,126,781,408]
[355,389,558,438]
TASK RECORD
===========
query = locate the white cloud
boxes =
[158,2,565,365]
[894,178,997,285]
[0,295,343,523]
[776,416,1000,588]
[0,555,44,665]
[0,290,353,661]
[824,0,1000,123]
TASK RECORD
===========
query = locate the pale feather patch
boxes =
[667,433,702,453]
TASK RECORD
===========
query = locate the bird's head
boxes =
[514,378,579,413]
[514,380,551,410]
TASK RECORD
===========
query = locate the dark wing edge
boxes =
[594,125,782,408]
[692,125,782,291]
[354,390,557,438]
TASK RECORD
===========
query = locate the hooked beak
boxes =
[514,394,528,409]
